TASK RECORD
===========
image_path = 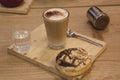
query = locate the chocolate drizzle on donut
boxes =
[56,48,89,67]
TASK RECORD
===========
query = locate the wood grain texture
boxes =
[32,0,120,8]
[0,0,120,80]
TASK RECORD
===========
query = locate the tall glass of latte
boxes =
[43,8,69,49]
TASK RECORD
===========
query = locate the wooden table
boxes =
[0,0,120,80]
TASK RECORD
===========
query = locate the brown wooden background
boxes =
[0,0,120,80]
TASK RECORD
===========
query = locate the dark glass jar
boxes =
[87,6,110,30]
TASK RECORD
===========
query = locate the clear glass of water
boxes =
[13,30,31,52]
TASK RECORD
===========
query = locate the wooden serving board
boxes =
[0,0,33,14]
[8,24,107,80]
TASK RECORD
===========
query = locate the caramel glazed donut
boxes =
[55,48,92,77]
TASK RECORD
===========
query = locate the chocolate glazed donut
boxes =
[55,48,92,77]
[0,0,24,7]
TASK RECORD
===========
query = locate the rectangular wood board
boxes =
[0,0,33,14]
[8,24,107,80]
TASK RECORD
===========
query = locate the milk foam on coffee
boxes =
[44,8,69,21]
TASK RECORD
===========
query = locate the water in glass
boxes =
[13,30,31,52]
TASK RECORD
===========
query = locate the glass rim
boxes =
[42,8,70,21]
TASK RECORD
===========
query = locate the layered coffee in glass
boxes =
[43,8,69,49]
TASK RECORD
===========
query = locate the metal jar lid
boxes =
[87,6,110,30]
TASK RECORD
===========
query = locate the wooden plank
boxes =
[0,0,33,14]
[31,0,120,8]
[8,23,106,80]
